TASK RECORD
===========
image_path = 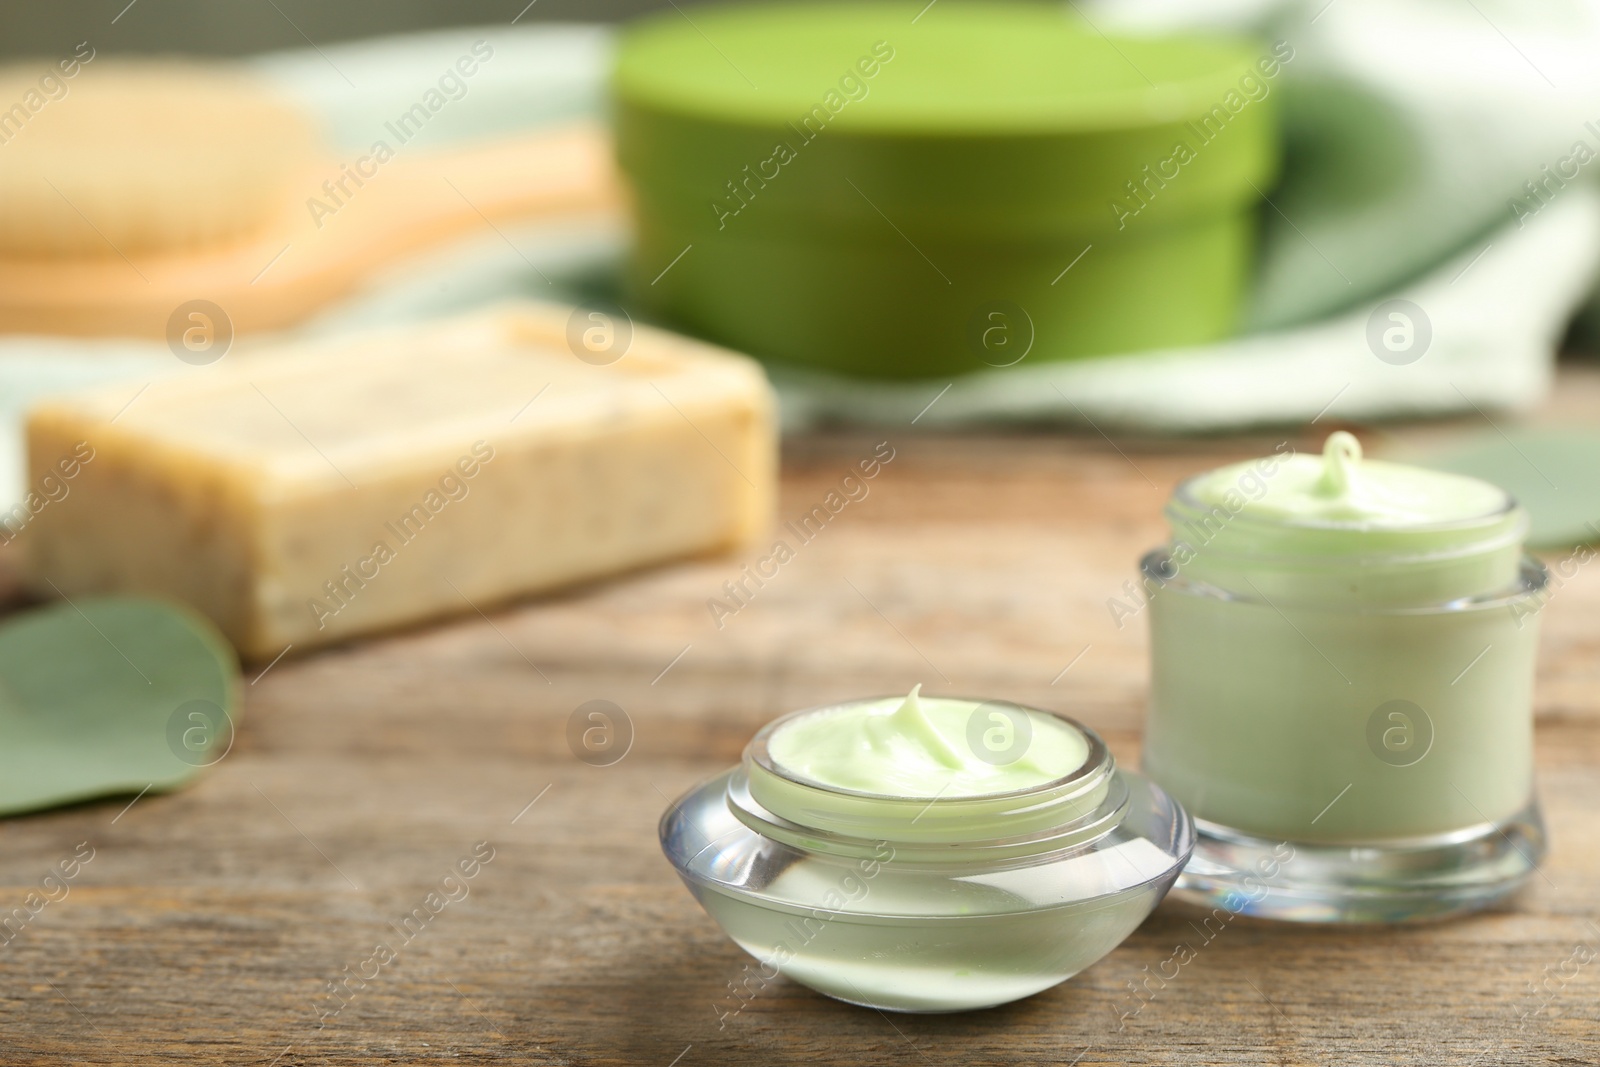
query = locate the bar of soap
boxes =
[24,303,776,658]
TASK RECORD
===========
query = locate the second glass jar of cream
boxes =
[661,689,1191,1012]
[1139,432,1548,922]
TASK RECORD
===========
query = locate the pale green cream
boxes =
[1171,431,1525,605]
[766,686,1089,798]
[1191,431,1507,525]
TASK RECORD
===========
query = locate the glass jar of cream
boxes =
[1140,432,1548,922]
[661,688,1191,1012]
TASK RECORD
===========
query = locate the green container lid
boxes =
[614,1,1283,378]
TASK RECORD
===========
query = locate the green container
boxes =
[614,2,1283,380]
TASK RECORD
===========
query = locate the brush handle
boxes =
[0,124,619,339]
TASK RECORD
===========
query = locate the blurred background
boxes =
[1,1,681,56]
[5,0,1600,536]
[7,0,1600,559]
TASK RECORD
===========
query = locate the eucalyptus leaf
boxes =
[1407,428,1600,550]
[0,596,239,816]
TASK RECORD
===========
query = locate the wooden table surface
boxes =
[2,370,1599,1067]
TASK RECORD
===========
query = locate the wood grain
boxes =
[1,371,1598,1066]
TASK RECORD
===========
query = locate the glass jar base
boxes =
[1172,799,1547,923]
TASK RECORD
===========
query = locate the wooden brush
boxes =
[0,59,619,338]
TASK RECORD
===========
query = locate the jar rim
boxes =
[726,764,1134,863]
[1140,550,1549,614]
